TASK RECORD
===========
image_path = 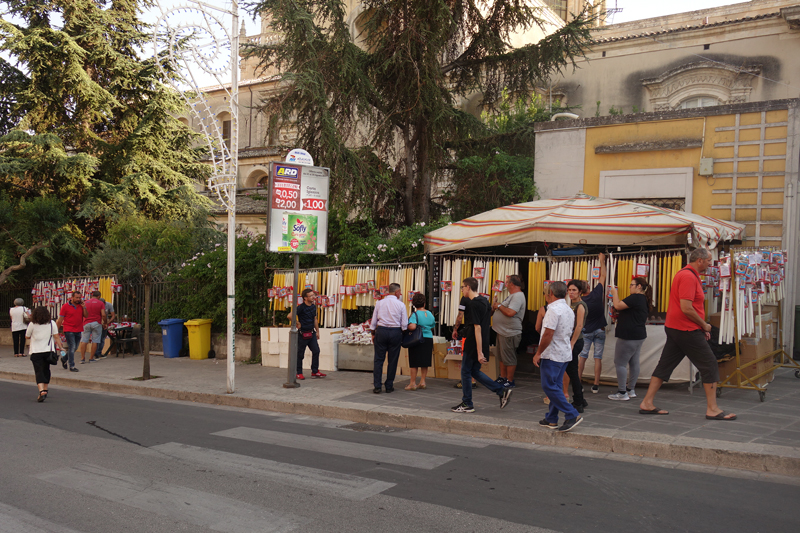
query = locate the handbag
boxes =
[47,323,59,365]
[22,307,30,324]
[301,331,314,339]
[401,311,424,349]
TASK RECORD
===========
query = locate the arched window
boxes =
[677,96,720,110]
[642,62,760,112]
[217,111,231,149]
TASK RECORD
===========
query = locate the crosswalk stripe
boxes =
[143,442,395,500]
[272,416,491,448]
[0,502,85,533]
[213,427,454,469]
[35,464,303,533]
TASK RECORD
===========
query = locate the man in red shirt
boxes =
[78,291,107,364]
[639,248,736,420]
[56,291,86,372]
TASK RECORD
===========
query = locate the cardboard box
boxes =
[432,340,449,378]
[719,313,776,387]
[445,354,498,380]
[261,354,280,367]
[278,328,290,343]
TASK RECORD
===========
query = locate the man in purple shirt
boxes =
[370,283,408,393]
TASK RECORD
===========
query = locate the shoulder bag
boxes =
[47,322,59,365]
[401,311,424,349]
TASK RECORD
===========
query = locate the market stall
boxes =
[424,194,746,384]
[266,262,427,370]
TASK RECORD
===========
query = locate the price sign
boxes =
[267,162,330,254]
[302,198,327,211]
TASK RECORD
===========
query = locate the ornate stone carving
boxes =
[641,62,761,111]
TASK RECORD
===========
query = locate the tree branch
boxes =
[0,241,49,285]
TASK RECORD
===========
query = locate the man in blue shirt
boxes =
[296,289,326,380]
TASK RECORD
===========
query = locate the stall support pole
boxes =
[284,253,300,388]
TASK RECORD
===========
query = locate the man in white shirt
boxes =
[370,283,408,393]
[533,281,583,432]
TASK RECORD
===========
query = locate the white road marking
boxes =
[0,502,85,533]
[143,442,395,500]
[212,427,453,469]
[35,464,303,533]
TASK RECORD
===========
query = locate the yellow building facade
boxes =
[534,98,800,355]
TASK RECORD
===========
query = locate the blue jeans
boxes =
[64,331,81,368]
[580,327,606,359]
[373,327,403,389]
[541,359,580,423]
[461,353,503,407]
[95,328,108,358]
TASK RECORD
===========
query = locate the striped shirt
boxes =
[370,295,408,331]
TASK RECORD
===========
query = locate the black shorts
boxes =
[652,327,719,384]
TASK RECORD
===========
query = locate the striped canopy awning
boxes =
[425,194,745,253]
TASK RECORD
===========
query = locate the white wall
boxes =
[534,128,586,199]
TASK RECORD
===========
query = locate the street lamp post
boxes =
[154,0,239,392]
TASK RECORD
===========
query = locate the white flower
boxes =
[215,243,221,247]
[247,243,252,247]
[207,263,212,268]
[181,263,186,267]
[370,259,374,263]
[411,243,417,248]
[420,222,425,227]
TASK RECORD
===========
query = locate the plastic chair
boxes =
[115,325,141,357]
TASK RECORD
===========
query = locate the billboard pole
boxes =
[284,253,300,388]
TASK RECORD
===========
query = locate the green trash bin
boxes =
[185,319,213,360]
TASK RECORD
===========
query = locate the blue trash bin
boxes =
[158,319,186,358]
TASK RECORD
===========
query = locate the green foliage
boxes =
[0,194,79,284]
[245,0,595,226]
[106,216,197,281]
[444,91,550,220]
[0,58,26,135]
[0,0,212,260]
[595,100,601,118]
[150,231,292,335]
[325,209,446,266]
[608,105,623,116]
[0,129,94,283]
[632,105,640,114]
[105,215,199,378]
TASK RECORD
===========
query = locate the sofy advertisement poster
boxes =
[268,162,330,254]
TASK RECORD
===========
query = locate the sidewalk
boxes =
[2,345,799,476]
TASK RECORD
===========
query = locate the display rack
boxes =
[715,248,797,402]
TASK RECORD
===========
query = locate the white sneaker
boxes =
[627,389,637,398]
[608,392,630,401]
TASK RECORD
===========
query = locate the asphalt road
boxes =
[0,380,798,533]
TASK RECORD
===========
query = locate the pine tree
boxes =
[245,0,594,225]
[0,0,211,246]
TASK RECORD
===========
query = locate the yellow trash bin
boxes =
[185,319,213,360]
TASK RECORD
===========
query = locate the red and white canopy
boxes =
[425,194,745,253]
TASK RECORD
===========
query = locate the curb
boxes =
[4,370,799,477]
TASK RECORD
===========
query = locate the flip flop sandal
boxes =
[705,411,737,420]
[639,407,669,415]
